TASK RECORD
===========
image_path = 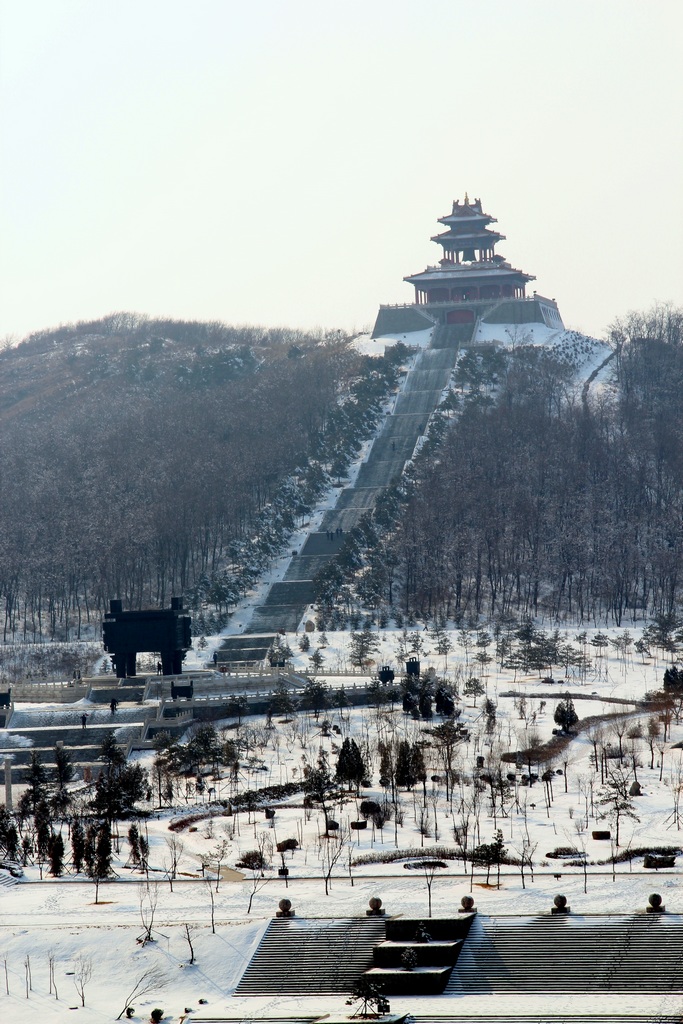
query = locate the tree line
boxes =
[0,316,405,642]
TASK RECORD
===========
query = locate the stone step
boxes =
[235,917,386,995]
[447,914,683,993]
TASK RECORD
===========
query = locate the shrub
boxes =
[546,846,579,859]
[401,948,418,971]
[353,846,462,867]
[236,850,270,870]
[360,800,381,819]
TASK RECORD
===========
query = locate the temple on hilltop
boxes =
[372,194,564,337]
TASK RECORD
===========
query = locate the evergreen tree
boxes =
[5,821,19,861]
[34,801,52,862]
[128,823,141,867]
[48,831,65,877]
[378,742,395,796]
[334,685,350,713]
[86,822,113,901]
[395,740,417,790]
[300,679,329,720]
[94,754,147,821]
[23,750,47,813]
[411,743,427,797]
[71,818,86,874]
[95,824,112,880]
[402,690,417,715]
[435,685,455,716]
[418,690,433,719]
[554,693,579,732]
[54,744,74,788]
[303,750,335,831]
[348,628,380,669]
[335,738,367,793]
[309,649,325,673]
[464,676,485,707]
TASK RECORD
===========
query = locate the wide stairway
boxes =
[0,704,151,782]
[234,917,387,995]
[447,913,683,994]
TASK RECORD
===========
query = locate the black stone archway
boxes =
[102,597,192,677]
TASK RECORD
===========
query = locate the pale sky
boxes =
[1,0,681,342]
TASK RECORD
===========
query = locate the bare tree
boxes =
[115,967,164,1019]
[48,949,58,999]
[646,716,661,770]
[138,881,159,944]
[404,859,447,917]
[205,878,216,933]
[73,954,92,1007]
[163,835,185,892]
[184,923,196,965]
[320,823,350,895]
[200,838,230,893]
[246,868,270,915]
[598,767,640,847]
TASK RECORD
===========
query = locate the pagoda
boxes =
[373,194,563,336]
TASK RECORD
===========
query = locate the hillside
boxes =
[315,304,683,629]
[0,314,406,644]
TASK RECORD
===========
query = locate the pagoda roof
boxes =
[405,263,535,286]
[431,229,505,245]
[438,211,495,226]
[438,196,497,227]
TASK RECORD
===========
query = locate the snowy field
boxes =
[3,624,683,1022]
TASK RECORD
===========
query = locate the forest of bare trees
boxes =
[317,305,683,626]
[0,315,405,641]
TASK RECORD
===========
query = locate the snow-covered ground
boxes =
[2,324,679,1022]
[351,328,434,358]
[4,624,683,1021]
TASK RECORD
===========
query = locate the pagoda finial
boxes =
[464,191,470,205]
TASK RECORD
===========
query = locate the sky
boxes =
[1,0,682,343]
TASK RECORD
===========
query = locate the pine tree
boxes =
[34,801,52,862]
[71,818,86,874]
[303,751,335,832]
[554,692,579,732]
[335,738,367,793]
[348,628,380,668]
[128,823,141,867]
[411,743,427,798]
[395,740,417,790]
[54,744,74,788]
[48,832,65,877]
[300,679,329,720]
[25,751,47,813]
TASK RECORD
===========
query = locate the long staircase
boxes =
[446,913,683,994]
[219,324,470,666]
[234,917,387,995]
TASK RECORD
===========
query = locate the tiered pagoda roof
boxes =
[431,194,505,262]
[404,194,535,306]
